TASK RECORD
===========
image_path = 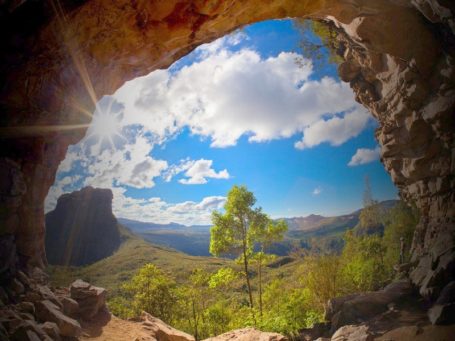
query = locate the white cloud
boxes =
[114,42,364,149]
[178,159,229,185]
[348,146,380,166]
[83,133,168,189]
[312,187,322,195]
[295,106,370,149]
[113,189,226,225]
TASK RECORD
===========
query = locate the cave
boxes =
[0,0,454,331]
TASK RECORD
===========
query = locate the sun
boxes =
[86,102,124,149]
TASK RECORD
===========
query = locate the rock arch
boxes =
[0,0,454,300]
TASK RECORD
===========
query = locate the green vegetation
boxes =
[48,184,419,340]
[295,19,344,69]
[209,185,288,320]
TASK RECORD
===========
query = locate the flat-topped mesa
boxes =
[45,186,121,266]
[0,0,454,305]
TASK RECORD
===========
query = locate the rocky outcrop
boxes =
[45,186,121,266]
[140,312,195,341]
[69,279,107,320]
[326,280,414,333]
[0,268,106,340]
[202,327,287,341]
[0,0,453,320]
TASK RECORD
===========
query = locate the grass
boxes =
[47,225,232,296]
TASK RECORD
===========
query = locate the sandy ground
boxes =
[81,314,157,341]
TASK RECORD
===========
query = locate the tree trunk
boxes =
[259,253,263,318]
[243,248,254,310]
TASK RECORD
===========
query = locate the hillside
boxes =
[45,187,122,266]
[47,224,232,295]
[118,200,399,256]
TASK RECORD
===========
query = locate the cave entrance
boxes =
[43,19,405,330]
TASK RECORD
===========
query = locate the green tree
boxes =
[178,268,210,340]
[358,175,384,235]
[382,201,419,272]
[253,219,288,318]
[298,254,342,312]
[123,264,176,323]
[340,231,387,292]
[210,185,269,320]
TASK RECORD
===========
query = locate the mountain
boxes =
[117,218,212,256]
[45,187,122,266]
[119,200,399,256]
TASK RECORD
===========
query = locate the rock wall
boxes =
[45,187,121,266]
[0,0,454,300]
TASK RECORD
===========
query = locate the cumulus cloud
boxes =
[348,146,380,166]
[114,43,365,149]
[113,189,226,225]
[295,107,370,149]
[178,159,229,184]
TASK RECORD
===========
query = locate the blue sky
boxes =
[46,19,397,224]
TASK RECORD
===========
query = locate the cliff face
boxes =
[45,187,121,266]
[0,0,453,303]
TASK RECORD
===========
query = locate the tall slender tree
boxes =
[209,185,270,322]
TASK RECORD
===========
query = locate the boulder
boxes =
[41,321,61,341]
[61,296,79,318]
[202,327,286,341]
[70,279,106,319]
[300,322,330,340]
[328,280,413,332]
[428,281,455,324]
[141,312,195,341]
[331,325,373,341]
[9,319,48,341]
[35,300,81,337]
[16,302,35,315]
[9,278,24,295]
[36,285,63,309]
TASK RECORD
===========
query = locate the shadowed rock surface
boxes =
[45,187,121,266]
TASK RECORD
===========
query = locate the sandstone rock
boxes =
[9,319,48,341]
[30,267,49,285]
[300,322,330,340]
[428,281,455,324]
[70,279,106,319]
[61,296,79,318]
[45,186,122,266]
[325,294,358,321]
[11,329,41,341]
[41,321,61,341]
[16,270,31,288]
[36,285,62,309]
[35,300,81,337]
[141,312,195,341]
[9,278,24,295]
[329,280,413,332]
[202,327,286,341]
[16,301,35,315]
[331,325,373,341]
[338,61,361,82]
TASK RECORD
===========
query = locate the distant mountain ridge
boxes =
[119,200,399,256]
